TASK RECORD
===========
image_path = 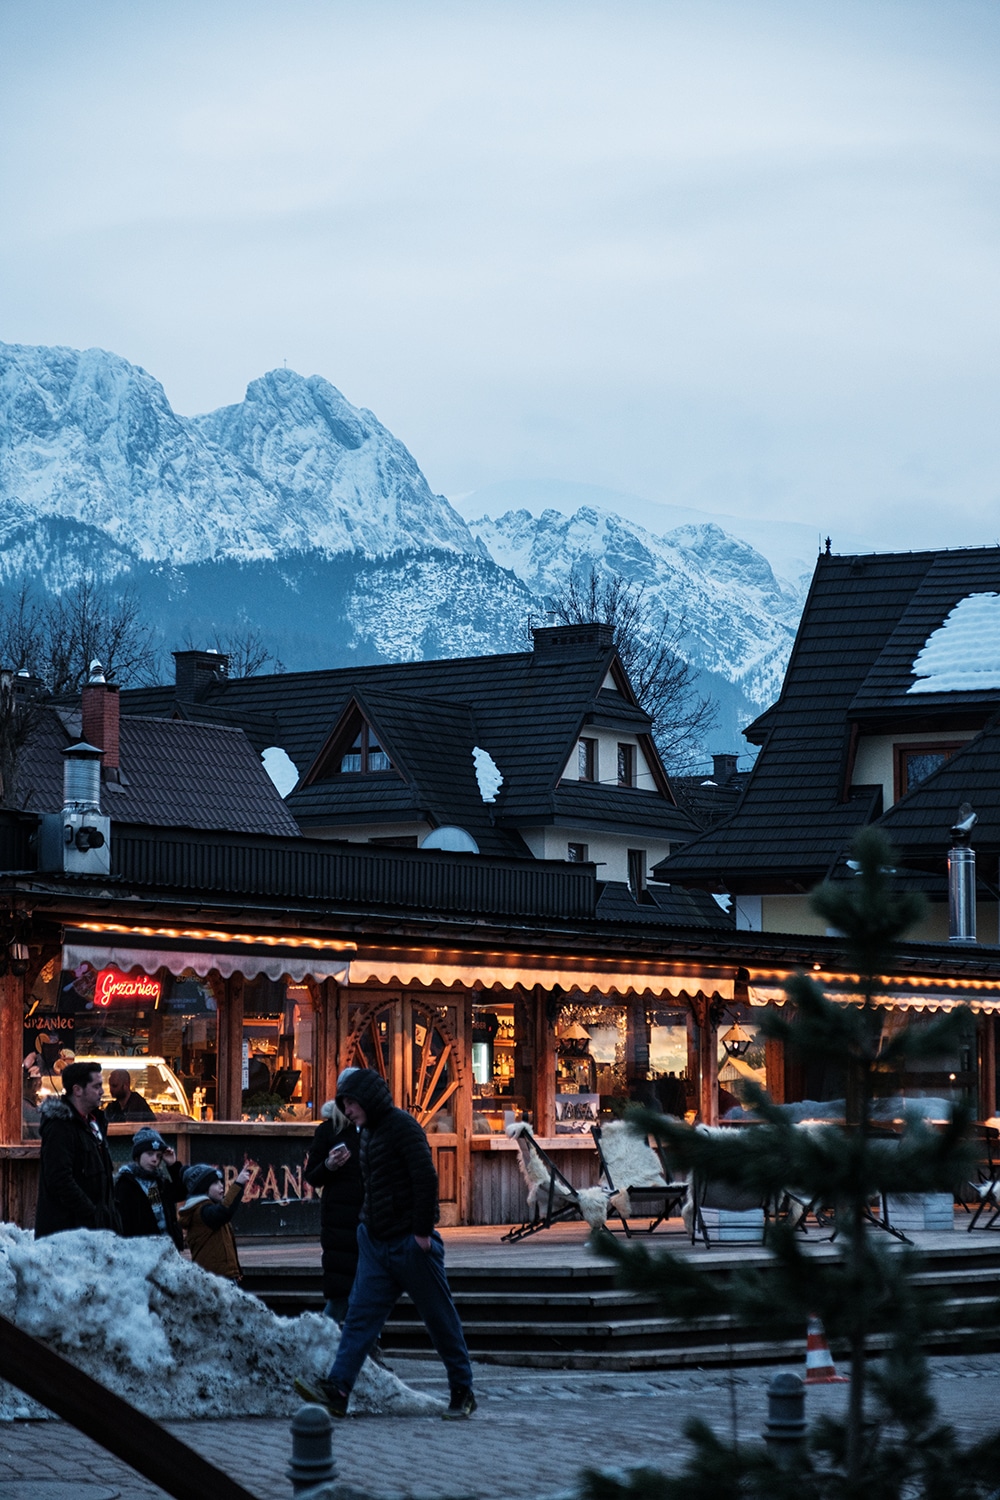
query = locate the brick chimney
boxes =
[81,661,120,771]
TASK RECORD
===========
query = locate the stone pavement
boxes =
[3,1352,1000,1500]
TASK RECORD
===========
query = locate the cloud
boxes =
[2,0,999,550]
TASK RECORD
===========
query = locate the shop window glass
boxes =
[471,1002,523,1134]
[551,1003,693,1127]
[242,976,317,1121]
[22,958,216,1138]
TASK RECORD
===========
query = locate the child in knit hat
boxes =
[178,1162,251,1281]
[114,1127,186,1250]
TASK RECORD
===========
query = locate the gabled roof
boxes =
[118,633,695,846]
[13,709,300,837]
[656,547,1000,887]
[293,687,523,855]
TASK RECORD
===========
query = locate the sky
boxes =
[2,0,1000,553]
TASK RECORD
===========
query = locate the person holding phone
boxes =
[304,1084,365,1323]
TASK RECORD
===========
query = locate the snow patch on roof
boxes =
[472,745,503,802]
[907,593,1000,695]
[261,744,299,797]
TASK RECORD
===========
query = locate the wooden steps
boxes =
[240,1229,1000,1371]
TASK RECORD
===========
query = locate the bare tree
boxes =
[549,567,717,772]
[42,578,162,694]
[182,625,282,678]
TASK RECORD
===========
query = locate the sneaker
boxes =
[442,1385,477,1420]
[294,1375,350,1417]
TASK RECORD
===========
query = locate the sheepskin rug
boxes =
[505,1123,609,1228]
[0,1223,440,1422]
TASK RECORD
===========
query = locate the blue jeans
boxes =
[328,1224,473,1392]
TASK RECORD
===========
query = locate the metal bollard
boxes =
[288,1402,337,1494]
[763,1372,807,1463]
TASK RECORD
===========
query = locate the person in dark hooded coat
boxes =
[295,1067,476,1421]
[303,1096,364,1320]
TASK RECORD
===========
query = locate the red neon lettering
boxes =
[93,967,162,1008]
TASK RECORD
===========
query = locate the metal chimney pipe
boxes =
[62,742,103,813]
[948,803,978,944]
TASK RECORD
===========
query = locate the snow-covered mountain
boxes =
[0,342,475,571]
[470,507,802,710]
[0,340,812,756]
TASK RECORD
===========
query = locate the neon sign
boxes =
[93,967,162,1008]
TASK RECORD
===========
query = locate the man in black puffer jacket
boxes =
[295,1068,476,1420]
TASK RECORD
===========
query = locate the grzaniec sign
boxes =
[93,966,163,1008]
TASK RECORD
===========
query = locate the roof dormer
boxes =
[302,699,398,784]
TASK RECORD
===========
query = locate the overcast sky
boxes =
[2,1,999,553]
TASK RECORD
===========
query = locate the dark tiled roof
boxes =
[16,710,300,837]
[541,784,695,839]
[671,772,751,830]
[657,549,951,884]
[849,550,1000,718]
[119,640,689,845]
[596,880,733,929]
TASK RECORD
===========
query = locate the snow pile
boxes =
[907,593,1000,694]
[472,746,503,803]
[0,1224,441,1422]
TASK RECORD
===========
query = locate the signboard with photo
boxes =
[554,1093,600,1133]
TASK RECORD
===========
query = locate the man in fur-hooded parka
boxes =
[35,1061,120,1237]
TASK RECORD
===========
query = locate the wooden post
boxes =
[765,1033,786,1104]
[978,1014,996,1121]
[694,995,718,1126]
[216,972,244,1121]
[533,985,556,1137]
[625,996,650,1092]
[0,972,25,1145]
[315,978,342,1107]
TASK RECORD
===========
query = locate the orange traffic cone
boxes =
[804,1314,848,1384]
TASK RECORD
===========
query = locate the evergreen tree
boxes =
[584,829,998,1500]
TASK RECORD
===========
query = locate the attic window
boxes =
[617,743,636,788]
[339,725,392,775]
[578,738,597,781]
[894,742,962,799]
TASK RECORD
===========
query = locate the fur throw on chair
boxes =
[596,1120,670,1219]
[505,1123,610,1229]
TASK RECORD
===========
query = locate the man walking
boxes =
[35,1060,120,1237]
[296,1067,476,1419]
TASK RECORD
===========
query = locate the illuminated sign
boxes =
[93,967,162,1008]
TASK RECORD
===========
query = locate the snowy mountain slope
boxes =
[470,506,802,710]
[453,478,866,591]
[0,340,810,752]
[192,368,478,559]
[0,342,476,565]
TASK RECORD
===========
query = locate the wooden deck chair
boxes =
[501,1123,608,1242]
[591,1121,687,1237]
[968,1125,1000,1231]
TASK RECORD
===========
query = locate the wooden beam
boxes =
[533,986,556,1137]
[216,972,244,1122]
[0,1312,258,1500]
[0,972,25,1145]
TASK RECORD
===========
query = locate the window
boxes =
[627,848,647,898]
[567,842,589,863]
[617,742,636,787]
[578,737,597,781]
[894,742,962,800]
[338,723,393,774]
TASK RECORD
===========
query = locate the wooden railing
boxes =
[0,1312,259,1500]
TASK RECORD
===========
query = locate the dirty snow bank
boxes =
[0,1223,441,1421]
